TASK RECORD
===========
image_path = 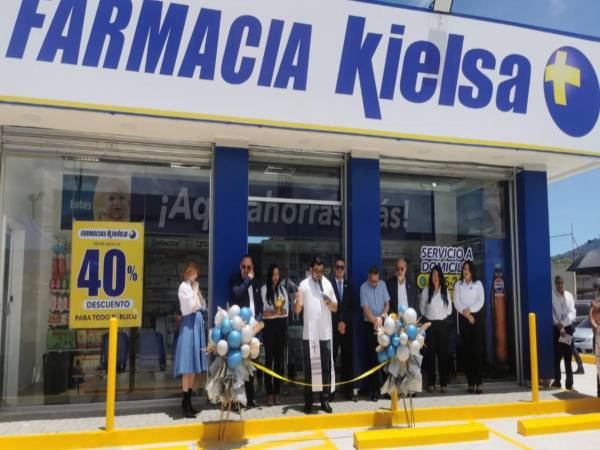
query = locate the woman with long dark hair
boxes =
[420,265,453,393]
[454,260,485,394]
[261,264,289,406]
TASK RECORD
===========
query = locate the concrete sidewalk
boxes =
[0,365,597,436]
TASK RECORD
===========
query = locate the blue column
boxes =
[211,147,248,316]
[516,170,554,380]
[347,157,382,381]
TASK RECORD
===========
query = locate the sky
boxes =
[385,0,600,256]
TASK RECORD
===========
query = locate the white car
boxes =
[574,319,594,353]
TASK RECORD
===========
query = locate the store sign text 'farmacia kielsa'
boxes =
[1,0,599,153]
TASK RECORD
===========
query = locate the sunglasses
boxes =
[335,265,345,270]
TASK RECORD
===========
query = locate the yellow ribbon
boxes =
[250,360,389,388]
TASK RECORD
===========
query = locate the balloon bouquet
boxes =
[206,304,263,441]
[375,306,430,428]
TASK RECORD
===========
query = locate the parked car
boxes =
[574,300,592,327]
[574,318,594,353]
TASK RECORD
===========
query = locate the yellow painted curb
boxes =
[1,398,600,450]
[581,353,596,365]
[353,422,489,449]
[518,413,600,436]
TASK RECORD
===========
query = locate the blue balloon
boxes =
[407,324,418,340]
[240,307,252,323]
[392,335,400,347]
[221,318,232,336]
[227,350,242,369]
[210,328,222,343]
[227,330,242,349]
[399,305,408,314]
[377,350,389,363]
[386,345,396,358]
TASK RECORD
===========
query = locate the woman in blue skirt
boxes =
[174,261,207,418]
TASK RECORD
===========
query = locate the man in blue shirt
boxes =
[360,266,390,401]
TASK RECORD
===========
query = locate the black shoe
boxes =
[370,392,379,402]
[304,403,313,414]
[320,401,333,414]
[575,367,585,375]
[552,381,562,389]
[188,389,199,415]
[246,399,259,409]
[182,393,196,419]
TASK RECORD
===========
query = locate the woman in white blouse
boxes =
[261,264,289,406]
[454,260,485,394]
[173,261,207,418]
[420,265,453,393]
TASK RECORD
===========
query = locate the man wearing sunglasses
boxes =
[385,257,419,316]
[329,257,358,402]
[230,254,263,408]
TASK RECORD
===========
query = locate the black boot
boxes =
[182,391,195,418]
[188,389,199,415]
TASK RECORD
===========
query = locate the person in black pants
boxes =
[230,255,263,408]
[261,264,289,406]
[385,257,419,315]
[360,266,391,401]
[454,261,486,394]
[329,257,357,402]
[551,276,575,390]
[420,265,453,393]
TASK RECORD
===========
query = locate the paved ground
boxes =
[0,362,598,450]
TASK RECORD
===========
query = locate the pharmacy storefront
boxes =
[0,0,598,408]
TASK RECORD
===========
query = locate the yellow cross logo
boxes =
[545,51,581,106]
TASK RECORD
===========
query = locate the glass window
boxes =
[0,152,210,406]
[248,160,342,382]
[380,172,515,380]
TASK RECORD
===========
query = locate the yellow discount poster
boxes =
[69,221,144,329]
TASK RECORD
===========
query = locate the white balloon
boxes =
[404,308,418,325]
[250,346,260,359]
[396,346,410,362]
[383,317,395,335]
[241,325,253,344]
[215,309,227,326]
[240,344,251,359]
[216,339,229,356]
[228,304,241,319]
[399,332,409,346]
[377,333,390,347]
[250,337,260,350]
[232,316,244,331]
[409,340,421,355]
[417,334,425,347]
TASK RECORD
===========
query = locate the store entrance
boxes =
[247,159,343,399]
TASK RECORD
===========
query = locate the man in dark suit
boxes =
[329,256,357,402]
[230,254,263,408]
[385,257,419,315]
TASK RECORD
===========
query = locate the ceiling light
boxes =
[264,166,295,176]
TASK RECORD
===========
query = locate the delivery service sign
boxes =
[69,221,144,329]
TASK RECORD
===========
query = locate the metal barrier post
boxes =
[528,313,539,403]
[106,317,118,431]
